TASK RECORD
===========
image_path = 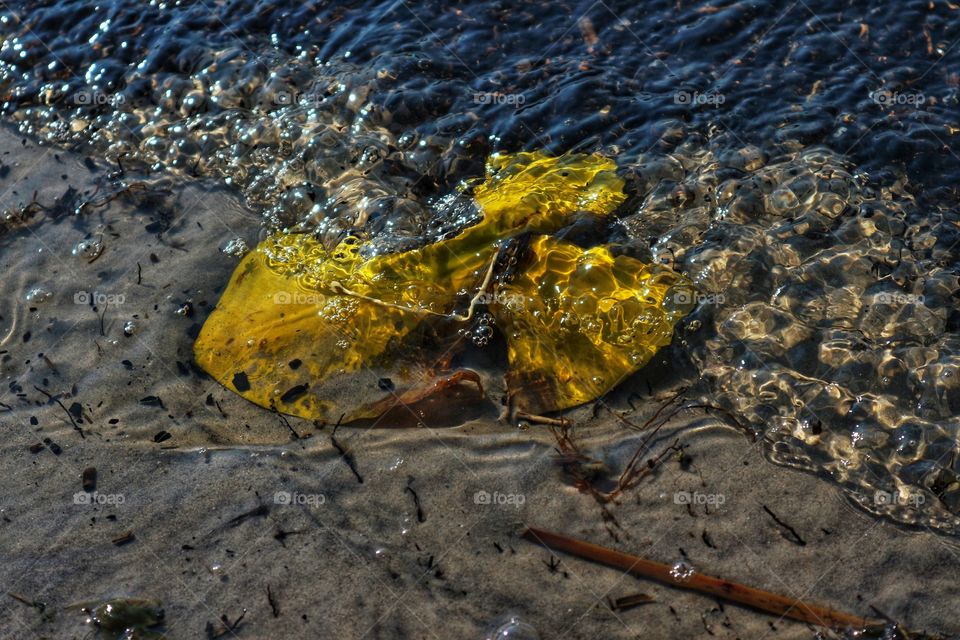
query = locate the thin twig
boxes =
[551,392,689,503]
[522,527,884,632]
[34,385,85,439]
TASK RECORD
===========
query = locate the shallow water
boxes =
[1,0,959,546]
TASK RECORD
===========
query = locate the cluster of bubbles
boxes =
[669,560,696,583]
[618,140,960,532]
[467,312,496,347]
[71,237,103,261]
[0,3,485,254]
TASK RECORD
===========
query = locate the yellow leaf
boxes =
[193,232,439,422]
[193,151,627,422]
[493,235,695,416]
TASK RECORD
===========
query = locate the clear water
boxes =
[1,0,959,537]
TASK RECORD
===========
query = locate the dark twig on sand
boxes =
[7,592,52,622]
[275,409,301,440]
[762,505,807,546]
[552,391,689,503]
[224,504,269,529]
[206,609,246,639]
[330,415,363,484]
[33,386,85,439]
[266,585,280,618]
[522,527,883,632]
[405,476,426,523]
[607,593,654,612]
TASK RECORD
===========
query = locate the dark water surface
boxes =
[1,0,959,536]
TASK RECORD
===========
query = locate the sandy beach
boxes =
[0,126,957,639]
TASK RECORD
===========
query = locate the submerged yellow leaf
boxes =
[193,233,437,422]
[472,150,628,230]
[492,236,695,416]
[194,151,628,422]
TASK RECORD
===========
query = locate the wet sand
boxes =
[0,125,957,639]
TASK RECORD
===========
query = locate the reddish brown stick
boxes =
[523,527,884,631]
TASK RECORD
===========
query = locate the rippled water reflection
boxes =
[1,0,958,533]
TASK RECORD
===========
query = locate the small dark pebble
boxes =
[29,442,44,454]
[608,593,654,612]
[81,467,97,492]
[153,430,172,443]
[149,253,159,263]
[68,402,83,421]
[288,359,302,370]
[42,438,62,455]
[108,418,119,424]
[279,384,308,404]
[139,396,164,408]
[378,378,395,392]
[121,360,133,370]
[232,372,251,392]
[112,530,135,546]
[29,416,38,425]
